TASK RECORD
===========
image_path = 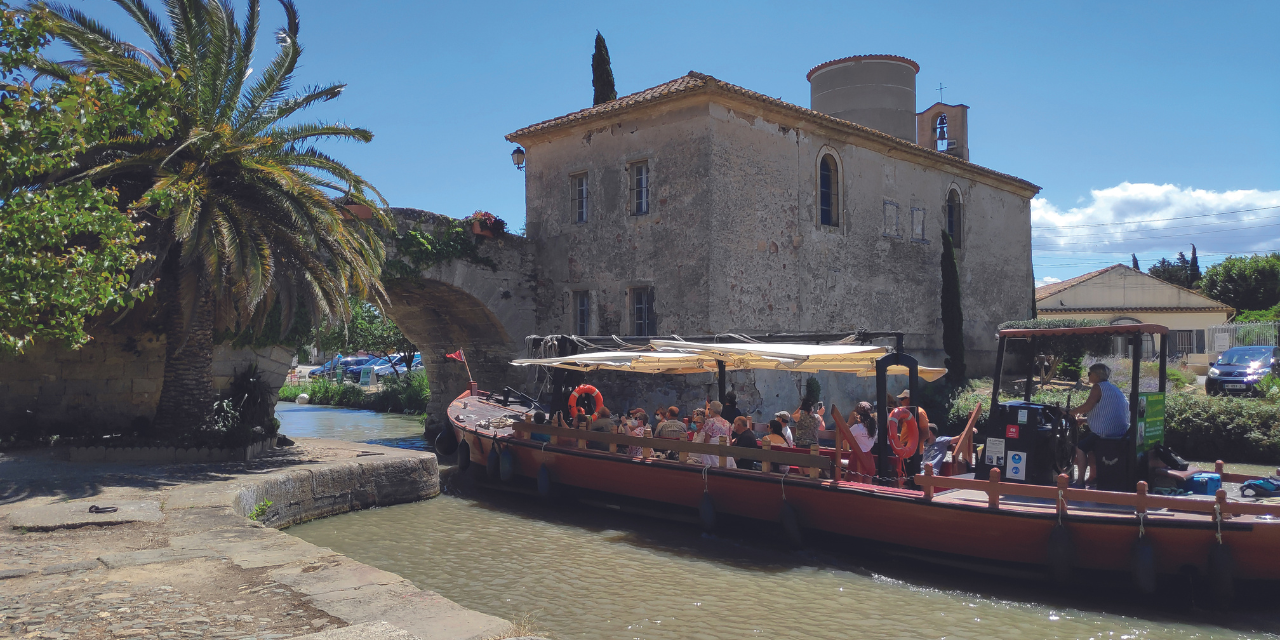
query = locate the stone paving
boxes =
[0,441,516,640]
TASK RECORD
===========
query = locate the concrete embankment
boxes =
[0,438,525,640]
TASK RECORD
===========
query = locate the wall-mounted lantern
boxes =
[511,147,526,171]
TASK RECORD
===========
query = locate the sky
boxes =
[65,0,1280,286]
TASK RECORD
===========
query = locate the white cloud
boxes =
[1035,276,1061,288]
[1032,183,1280,257]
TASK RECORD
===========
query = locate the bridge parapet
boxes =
[381,208,535,425]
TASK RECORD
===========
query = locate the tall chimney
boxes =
[807,55,919,143]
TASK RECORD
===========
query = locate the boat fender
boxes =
[486,444,500,481]
[699,491,716,532]
[1207,543,1234,608]
[435,426,459,455]
[537,464,553,500]
[1047,524,1074,586]
[780,501,804,548]
[499,447,517,482]
[1131,537,1157,595]
[456,439,471,472]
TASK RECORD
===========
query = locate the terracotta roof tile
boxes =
[506,72,1039,193]
[1034,264,1123,301]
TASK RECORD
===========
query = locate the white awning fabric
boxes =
[510,340,947,381]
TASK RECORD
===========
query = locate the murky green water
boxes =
[278,405,1280,640]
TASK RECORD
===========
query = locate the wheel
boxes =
[1052,414,1079,477]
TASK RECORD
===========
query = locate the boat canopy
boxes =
[511,340,947,381]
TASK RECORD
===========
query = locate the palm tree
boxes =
[37,0,388,434]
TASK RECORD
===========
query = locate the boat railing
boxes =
[914,464,1280,519]
[509,419,834,477]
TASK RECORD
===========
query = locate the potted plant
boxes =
[464,211,506,238]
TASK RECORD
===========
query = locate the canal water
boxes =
[278,404,1280,640]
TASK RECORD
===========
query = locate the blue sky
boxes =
[72,0,1280,285]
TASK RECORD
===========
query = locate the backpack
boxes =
[1152,443,1190,471]
[1240,476,1280,498]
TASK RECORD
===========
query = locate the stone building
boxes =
[506,55,1039,420]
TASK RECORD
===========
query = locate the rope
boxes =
[1137,511,1145,538]
[1214,502,1223,545]
[780,466,790,501]
[701,464,711,492]
[1058,488,1066,526]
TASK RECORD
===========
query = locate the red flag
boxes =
[445,350,465,362]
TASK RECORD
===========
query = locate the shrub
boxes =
[804,377,821,405]
[1165,393,1280,464]
[278,384,303,402]
[367,372,431,414]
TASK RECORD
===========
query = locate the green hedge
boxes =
[945,385,1280,464]
[1165,394,1280,464]
[279,373,431,415]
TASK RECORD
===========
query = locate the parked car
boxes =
[372,353,421,378]
[1206,346,1278,396]
[332,356,375,382]
[308,355,343,378]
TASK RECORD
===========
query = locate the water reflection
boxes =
[279,404,1280,640]
[276,403,427,450]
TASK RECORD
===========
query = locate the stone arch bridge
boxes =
[380,209,535,425]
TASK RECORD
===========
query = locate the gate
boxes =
[1206,321,1280,354]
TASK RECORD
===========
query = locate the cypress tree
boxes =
[591,31,617,106]
[1131,253,1140,271]
[1190,244,1201,285]
[940,229,966,382]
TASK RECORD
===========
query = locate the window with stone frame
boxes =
[630,287,656,336]
[945,189,963,249]
[571,173,588,223]
[629,161,650,216]
[573,290,590,335]
[819,154,839,227]
[910,207,927,242]
[882,200,900,237]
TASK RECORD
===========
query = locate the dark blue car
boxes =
[1206,346,1278,396]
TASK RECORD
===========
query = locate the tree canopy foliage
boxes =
[39,0,389,431]
[591,31,616,106]
[1146,245,1202,289]
[313,299,416,375]
[0,6,179,354]
[1200,253,1280,312]
[997,318,1112,386]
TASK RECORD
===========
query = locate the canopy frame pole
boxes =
[875,351,920,483]
[525,331,904,347]
[1024,336,1038,402]
[717,360,726,402]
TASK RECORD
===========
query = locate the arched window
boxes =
[945,189,962,249]
[819,154,839,227]
[935,114,948,152]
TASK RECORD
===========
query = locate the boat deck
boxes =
[448,393,1277,525]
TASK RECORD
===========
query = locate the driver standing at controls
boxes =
[1068,363,1130,489]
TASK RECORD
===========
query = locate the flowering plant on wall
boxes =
[464,211,506,236]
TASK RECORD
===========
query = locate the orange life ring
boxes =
[887,406,920,458]
[568,384,604,420]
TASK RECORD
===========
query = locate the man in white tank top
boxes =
[1069,363,1131,488]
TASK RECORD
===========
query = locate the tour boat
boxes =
[439,332,1280,600]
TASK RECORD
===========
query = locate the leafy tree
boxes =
[313,299,416,377]
[40,0,388,433]
[0,6,178,354]
[1200,253,1280,312]
[591,31,616,105]
[939,229,965,382]
[1190,244,1201,284]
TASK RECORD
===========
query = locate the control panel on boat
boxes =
[975,401,1077,486]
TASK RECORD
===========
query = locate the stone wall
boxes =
[0,303,295,436]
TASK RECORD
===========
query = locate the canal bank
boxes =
[0,434,522,640]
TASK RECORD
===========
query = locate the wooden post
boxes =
[576,419,586,449]
[1058,473,1071,519]
[761,441,772,473]
[834,424,843,480]
[1216,488,1230,520]
[679,450,689,463]
[1215,460,1224,475]
[809,444,821,479]
[987,467,1002,510]
[642,428,653,459]
[1135,480,1148,516]
[608,425,619,453]
[923,463,935,501]
[718,436,728,468]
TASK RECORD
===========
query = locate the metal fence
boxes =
[1206,321,1280,354]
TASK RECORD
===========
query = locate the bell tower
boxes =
[917,103,969,161]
